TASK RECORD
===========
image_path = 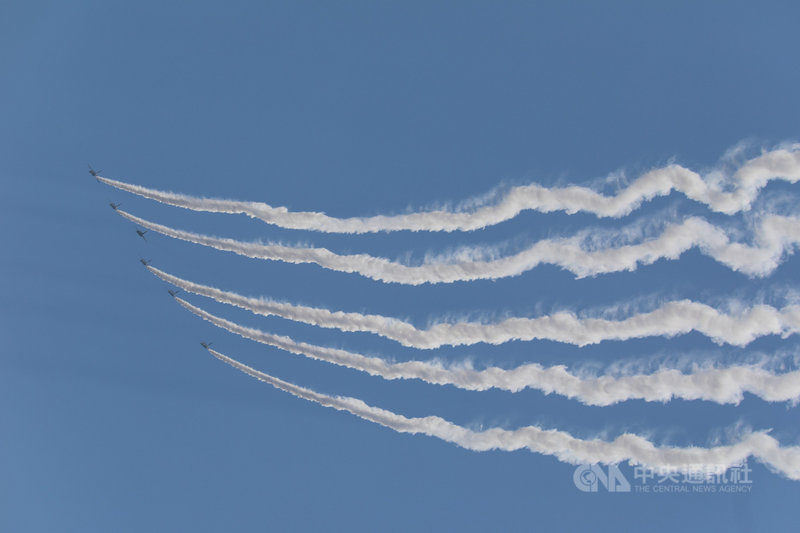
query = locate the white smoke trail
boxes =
[152,266,800,348]
[119,209,800,283]
[208,347,800,479]
[99,145,800,232]
[180,298,800,405]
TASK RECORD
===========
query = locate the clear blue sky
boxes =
[2,1,799,531]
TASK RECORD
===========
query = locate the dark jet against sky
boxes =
[136,229,148,241]
[109,202,121,210]
[88,165,101,181]
[168,289,181,297]
[139,258,151,266]
[200,341,213,350]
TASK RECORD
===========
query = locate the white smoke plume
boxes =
[118,209,800,284]
[179,298,800,405]
[152,266,800,348]
[208,347,800,479]
[99,145,800,232]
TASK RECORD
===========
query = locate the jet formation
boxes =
[99,167,214,354]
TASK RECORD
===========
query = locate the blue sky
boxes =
[2,1,800,531]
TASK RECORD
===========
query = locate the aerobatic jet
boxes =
[139,258,151,266]
[109,202,121,210]
[136,229,148,241]
[168,289,181,298]
[88,165,101,181]
[200,341,213,350]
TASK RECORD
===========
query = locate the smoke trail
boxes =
[119,209,800,283]
[179,298,800,405]
[152,266,800,348]
[208,347,800,478]
[98,145,800,232]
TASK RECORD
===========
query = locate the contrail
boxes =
[119,209,800,283]
[152,266,800,348]
[208,347,800,479]
[180,298,800,405]
[98,146,800,232]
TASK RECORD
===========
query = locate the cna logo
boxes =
[573,464,631,493]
